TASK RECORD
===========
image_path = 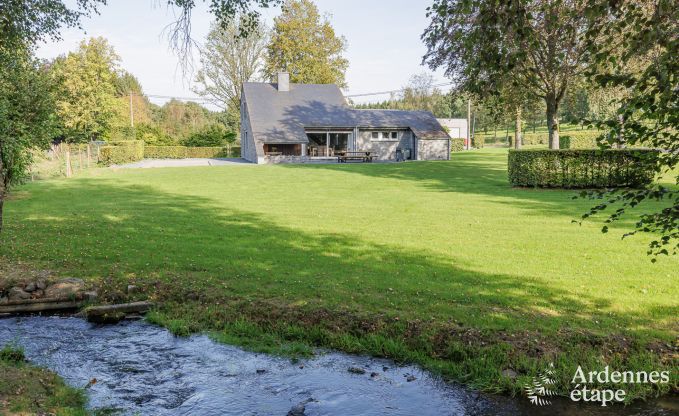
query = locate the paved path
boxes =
[117,158,251,169]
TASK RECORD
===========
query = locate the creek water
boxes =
[0,316,676,415]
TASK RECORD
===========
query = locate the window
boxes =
[391,131,398,139]
[371,131,379,139]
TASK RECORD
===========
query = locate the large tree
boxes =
[0,0,102,233]
[263,0,348,86]
[422,0,591,149]
[579,0,678,259]
[0,47,56,233]
[194,16,268,113]
[50,37,120,142]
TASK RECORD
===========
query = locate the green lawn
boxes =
[1,148,677,399]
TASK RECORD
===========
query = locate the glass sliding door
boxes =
[306,132,328,156]
[329,133,349,155]
[306,131,351,157]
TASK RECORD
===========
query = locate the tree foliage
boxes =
[264,0,348,86]
[194,16,268,113]
[50,37,119,142]
[578,0,678,259]
[353,73,467,119]
[0,46,56,232]
[422,0,591,149]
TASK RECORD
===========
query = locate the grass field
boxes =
[1,148,676,400]
[0,344,87,415]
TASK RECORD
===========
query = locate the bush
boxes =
[560,130,604,149]
[472,135,485,148]
[99,140,144,165]
[186,147,229,158]
[508,149,658,188]
[144,146,230,159]
[451,138,465,152]
[143,146,187,159]
[183,124,237,147]
[0,344,25,363]
[518,132,549,146]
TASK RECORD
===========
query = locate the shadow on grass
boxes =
[0,177,674,340]
[279,150,669,231]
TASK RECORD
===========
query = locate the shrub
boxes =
[185,147,229,158]
[99,140,144,165]
[508,149,658,188]
[560,130,604,149]
[0,344,25,363]
[144,146,188,159]
[451,138,465,152]
[144,146,230,159]
[183,124,237,147]
[472,135,485,148]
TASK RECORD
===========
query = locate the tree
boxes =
[0,0,104,49]
[194,17,268,113]
[263,0,348,86]
[422,0,591,149]
[0,47,56,233]
[50,37,120,142]
[579,0,678,259]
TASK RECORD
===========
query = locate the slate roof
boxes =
[242,82,449,144]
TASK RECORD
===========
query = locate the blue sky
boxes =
[36,0,448,106]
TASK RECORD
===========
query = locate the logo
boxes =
[524,362,556,406]
[524,363,672,407]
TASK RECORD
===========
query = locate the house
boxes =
[240,72,451,164]
[437,118,468,140]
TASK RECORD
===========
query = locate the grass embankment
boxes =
[1,148,677,401]
[0,344,86,415]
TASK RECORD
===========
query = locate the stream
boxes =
[0,316,676,415]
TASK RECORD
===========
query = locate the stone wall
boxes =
[240,93,259,163]
[417,139,450,161]
[355,129,414,160]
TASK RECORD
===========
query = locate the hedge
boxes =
[508,149,657,188]
[472,135,485,148]
[99,141,144,165]
[143,146,237,159]
[451,138,465,152]
[560,131,604,149]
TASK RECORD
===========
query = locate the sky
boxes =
[36,0,449,107]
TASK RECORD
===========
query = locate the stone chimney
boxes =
[277,72,290,92]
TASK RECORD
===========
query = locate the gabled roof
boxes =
[352,109,450,140]
[243,82,351,144]
[242,82,450,144]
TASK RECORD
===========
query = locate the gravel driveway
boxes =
[116,158,251,168]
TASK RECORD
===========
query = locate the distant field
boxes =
[1,148,676,399]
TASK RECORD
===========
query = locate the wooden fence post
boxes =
[65,145,72,178]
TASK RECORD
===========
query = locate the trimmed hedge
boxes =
[451,138,465,152]
[472,135,485,148]
[508,149,657,188]
[143,146,233,159]
[99,141,144,165]
[560,131,603,149]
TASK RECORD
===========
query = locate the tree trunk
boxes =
[514,107,523,149]
[546,94,560,149]
[0,194,4,235]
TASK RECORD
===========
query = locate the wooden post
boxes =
[65,146,72,178]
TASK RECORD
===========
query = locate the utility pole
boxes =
[466,98,471,150]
